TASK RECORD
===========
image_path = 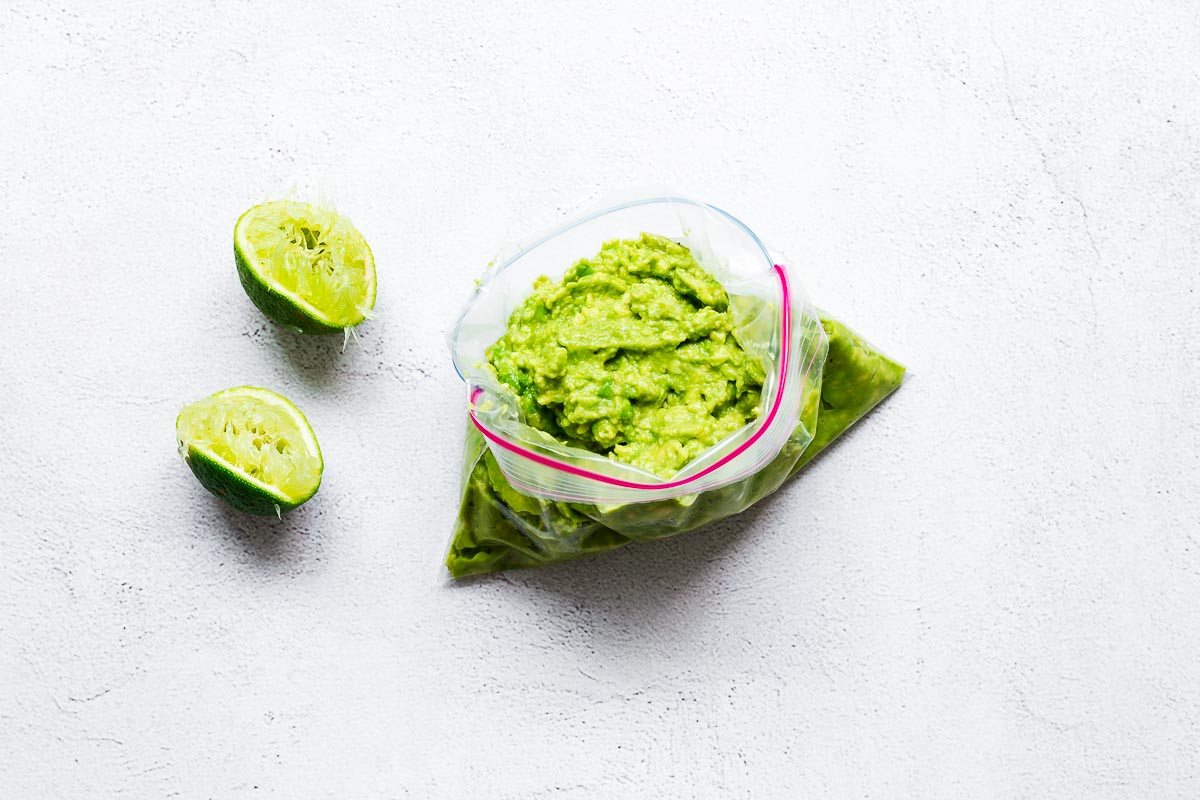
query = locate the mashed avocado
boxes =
[445,231,906,579]
[487,234,766,477]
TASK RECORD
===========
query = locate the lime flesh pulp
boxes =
[176,386,323,515]
[235,200,376,334]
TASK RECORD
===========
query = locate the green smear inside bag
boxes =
[446,315,904,578]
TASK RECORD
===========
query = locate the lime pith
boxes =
[176,386,323,515]
[234,200,376,335]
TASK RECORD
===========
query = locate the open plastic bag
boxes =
[445,196,904,578]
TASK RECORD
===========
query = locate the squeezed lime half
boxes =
[235,199,376,334]
[176,386,323,516]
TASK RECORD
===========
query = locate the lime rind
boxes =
[176,387,323,514]
[235,200,376,334]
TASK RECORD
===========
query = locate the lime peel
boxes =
[177,386,323,515]
[235,199,376,335]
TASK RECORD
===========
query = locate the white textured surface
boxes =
[2,1,1199,796]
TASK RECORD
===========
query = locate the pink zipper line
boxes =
[469,264,793,491]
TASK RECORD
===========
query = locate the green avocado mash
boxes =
[445,237,906,579]
[487,233,765,478]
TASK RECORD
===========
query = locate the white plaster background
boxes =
[2,1,1199,797]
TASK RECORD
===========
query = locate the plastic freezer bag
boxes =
[444,196,904,577]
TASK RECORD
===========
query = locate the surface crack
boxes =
[993,34,1100,333]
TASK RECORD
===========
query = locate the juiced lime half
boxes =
[176,386,323,516]
[235,199,376,335]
